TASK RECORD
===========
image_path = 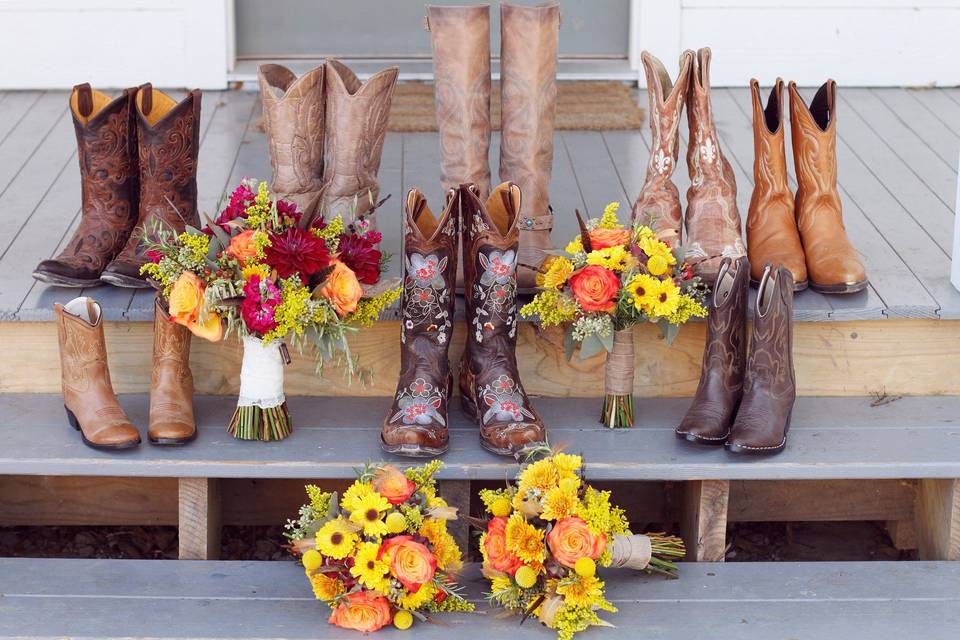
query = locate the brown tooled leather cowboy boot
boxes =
[258,64,326,223]
[318,60,398,228]
[101,85,201,288]
[727,263,796,455]
[789,80,868,294]
[676,256,749,444]
[33,84,140,287]
[382,188,460,457]
[149,297,196,445]
[55,297,140,450]
[631,50,693,246]
[460,182,547,458]
[685,48,746,283]
[499,1,559,291]
[747,79,807,290]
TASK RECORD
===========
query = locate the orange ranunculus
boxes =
[483,516,523,575]
[379,535,438,593]
[373,465,417,505]
[569,265,620,313]
[547,516,606,569]
[327,591,392,632]
[589,228,631,250]
[168,271,223,342]
[319,259,363,317]
[226,229,258,265]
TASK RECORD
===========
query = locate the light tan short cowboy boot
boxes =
[499,1,559,291]
[55,297,140,450]
[258,64,326,223]
[150,297,196,445]
[685,48,746,283]
[631,50,693,246]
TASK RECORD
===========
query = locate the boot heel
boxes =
[65,406,80,431]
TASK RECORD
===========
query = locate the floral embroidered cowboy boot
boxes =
[382,188,459,456]
[460,182,546,458]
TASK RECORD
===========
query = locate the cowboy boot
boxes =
[318,60,398,228]
[685,48,746,283]
[727,263,796,455]
[426,4,492,197]
[500,1,559,291]
[789,80,868,294]
[101,85,201,288]
[149,297,196,445]
[382,188,460,457]
[747,79,807,290]
[33,84,139,287]
[258,64,325,223]
[55,297,140,450]
[460,182,547,458]
[675,256,749,444]
[631,50,694,246]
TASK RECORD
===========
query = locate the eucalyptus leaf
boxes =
[563,328,576,362]
[203,213,232,248]
[661,320,680,345]
[326,491,340,519]
[578,333,605,361]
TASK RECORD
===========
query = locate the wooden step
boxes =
[1,559,958,639]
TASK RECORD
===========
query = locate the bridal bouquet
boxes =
[285,461,474,632]
[521,202,708,428]
[477,452,684,640]
[141,179,400,440]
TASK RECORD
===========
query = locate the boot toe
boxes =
[89,423,141,448]
[676,401,734,443]
[33,260,102,287]
[807,252,866,289]
[149,421,196,444]
[101,260,149,288]
[381,422,449,456]
[481,421,546,458]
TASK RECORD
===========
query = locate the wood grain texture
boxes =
[438,480,471,557]
[682,480,729,562]
[178,477,221,560]
[916,478,960,561]
[885,519,918,551]
[728,479,917,523]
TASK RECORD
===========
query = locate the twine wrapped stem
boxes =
[601,328,635,428]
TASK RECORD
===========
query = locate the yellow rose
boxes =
[318,259,363,317]
[168,271,222,342]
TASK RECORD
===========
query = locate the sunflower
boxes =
[308,572,344,601]
[341,481,375,513]
[349,492,391,538]
[504,513,546,564]
[537,255,574,290]
[650,278,681,318]
[557,574,605,608]
[240,263,271,281]
[625,274,660,313]
[350,541,391,591]
[541,486,581,521]
[315,517,358,559]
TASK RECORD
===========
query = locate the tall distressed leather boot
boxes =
[460,183,546,458]
[426,4,492,197]
[55,297,140,450]
[149,297,196,445]
[258,64,326,222]
[101,85,201,288]
[318,60,398,228]
[499,1,559,291]
[685,48,746,283]
[631,50,694,246]
[382,188,460,457]
[789,80,867,294]
[747,79,806,290]
[33,84,140,287]
[727,264,795,455]
[676,256,749,444]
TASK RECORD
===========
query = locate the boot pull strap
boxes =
[74,83,94,118]
[139,82,153,116]
[423,15,430,31]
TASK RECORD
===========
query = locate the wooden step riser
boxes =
[2,319,958,397]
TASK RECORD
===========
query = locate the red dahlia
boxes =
[336,233,382,285]
[264,228,330,279]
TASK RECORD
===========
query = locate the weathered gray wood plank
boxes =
[0,92,67,205]
[873,88,960,176]
[912,88,960,140]
[0,91,43,149]
[560,130,630,215]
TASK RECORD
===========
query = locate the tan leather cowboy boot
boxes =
[426,4,492,197]
[149,297,196,445]
[258,64,326,223]
[33,84,140,287]
[789,80,868,294]
[382,188,460,457]
[747,79,807,290]
[685,48,746,283]
[460,182,547,458]
[727,264,796,455]
[676,256,749,444]
[500,1,559,291]
[102,85,201,288]
[319,60,398,228]
[55,297,140,450]
[631,50,694,246]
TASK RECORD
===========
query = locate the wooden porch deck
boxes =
[0,86,957,322]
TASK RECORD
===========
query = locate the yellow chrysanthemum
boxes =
[625,273,660,313]
[308,571,344,601]
[490,575,513,595]
[557,574,605,608]
[634,225,657,246]
[598,202,623,229]
[550,453,583,479]
[341,481,375,513]
[537,255,574,289]
[350,541,391,591]
[505,513,546,564]
[348,492,391,538]
[540,486,581,521]
[397,581,437,609]
[639,236,676,265]
[585,245,630,271]
[421,518,462,570]
[565,236,584,255]
[517,459,561,494]
[315,517,358,559]
[650,278,681,318]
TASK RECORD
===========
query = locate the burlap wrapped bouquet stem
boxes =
[602,329,635,428]
[609,534,653,570]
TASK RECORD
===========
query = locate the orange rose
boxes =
[589,228,630,250]
[168,271,223,342]
[226,230,258,265]
[379,535,438,593]
[547,516,606,568]
[483,516,523,575]
[373,465,417,505]
[327,591,392,632]
[569,265,620,313]
[319,259,363,317]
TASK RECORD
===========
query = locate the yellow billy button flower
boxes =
[575,557,596,578]
[385,511,407,534]
[393,610,414,630]
[301,548,323,572]
[490,497,513,517]
[514,565,539,589]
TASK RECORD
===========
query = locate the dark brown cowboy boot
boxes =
[149,297,196,445]
[676,256,749,444]
[382,189,460,457]
[101,85,201,288]
[33,84,140,287]
[727,264,796,455]
[460,182,546,458]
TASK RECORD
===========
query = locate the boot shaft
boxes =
[745,264,795,395]
[749,78,790,197]
[686,48,732,185]
[789,80,839,203]
[703,257,749,377]
[55,297,112,396]
[152,297,193,380]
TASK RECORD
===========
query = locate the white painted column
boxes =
[634,0,682,88]
[952,148,960,292]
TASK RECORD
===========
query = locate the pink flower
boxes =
[241,275,281,335]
